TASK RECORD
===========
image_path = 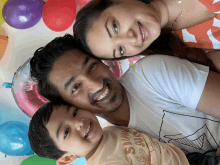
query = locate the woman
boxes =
[73,0,220,71]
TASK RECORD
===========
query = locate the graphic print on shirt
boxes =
[121,129,154,165]
[159,110,220,154]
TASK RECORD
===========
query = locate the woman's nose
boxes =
[115,29,137,45]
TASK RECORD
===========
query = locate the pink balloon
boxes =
[12,59,48,118]
[75,0,91,12]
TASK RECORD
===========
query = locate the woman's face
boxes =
[86,0,161,59]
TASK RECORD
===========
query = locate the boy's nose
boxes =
[75,118,84,131]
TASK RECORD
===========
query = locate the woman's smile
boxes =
[138,21,148,43]
[86,0,161,58]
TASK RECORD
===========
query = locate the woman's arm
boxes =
[207,50,220,72]
[196,70,220,118]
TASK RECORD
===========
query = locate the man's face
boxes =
[48,49,124,113]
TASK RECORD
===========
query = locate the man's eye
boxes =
[72,84,79,93]
[64,128,69,139]
[73,109,78,117]
[119,46,124,56]
[88,63,96,73]
[113,20,118,33]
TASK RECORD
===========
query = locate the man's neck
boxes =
[99,87,130,127]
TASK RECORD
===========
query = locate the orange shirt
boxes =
[86,126,189,165]
[175,0,220,49]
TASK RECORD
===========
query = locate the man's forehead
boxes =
[61,49,87,61]
[53,50,88,68]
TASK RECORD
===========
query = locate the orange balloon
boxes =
[0,35,8,60]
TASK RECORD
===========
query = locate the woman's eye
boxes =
[88,63,96,73]
[73,109,78,117]
[113,20,118,34]
[64,128,69,139]
[72,84,79,93]
[119,46,124,56]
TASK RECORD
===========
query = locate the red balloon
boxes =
[75,0,91,12]
[42,0,76,32]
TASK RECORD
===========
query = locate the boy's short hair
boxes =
[28,102,67,160]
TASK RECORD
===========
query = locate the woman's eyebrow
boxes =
[105,18,112,38]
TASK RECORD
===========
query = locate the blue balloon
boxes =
[0,121,34,156]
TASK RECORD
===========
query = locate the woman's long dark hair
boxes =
[73,0,217,72]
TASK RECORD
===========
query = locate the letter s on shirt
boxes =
[124,147,135,155]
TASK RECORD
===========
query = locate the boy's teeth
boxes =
[85,124,91,136]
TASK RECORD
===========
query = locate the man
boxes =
[30,34,220,154]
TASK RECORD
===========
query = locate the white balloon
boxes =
[0,18,74,82]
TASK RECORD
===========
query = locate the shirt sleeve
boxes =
[136,55,209,109]
[199,0,220,13]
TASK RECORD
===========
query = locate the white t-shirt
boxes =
[119,55,220,154]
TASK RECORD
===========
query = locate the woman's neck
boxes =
[150,0,184,30]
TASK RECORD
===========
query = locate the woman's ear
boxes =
[56,155,78,165]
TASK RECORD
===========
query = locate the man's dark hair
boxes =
[30,34,78,103]
[28,102,66,160]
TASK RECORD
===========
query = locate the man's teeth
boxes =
[85,124,91,137]
[96,87,109,101]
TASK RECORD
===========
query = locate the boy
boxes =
[28,102,219,165]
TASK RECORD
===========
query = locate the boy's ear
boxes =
[56,155,78,165]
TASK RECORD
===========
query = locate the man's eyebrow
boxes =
[105,18,112,38]
[82,56,90,68]
[56,106,71,139]
[64,76,75,90]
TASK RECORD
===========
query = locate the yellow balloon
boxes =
[0,10,4,25]
[0,0,7,25]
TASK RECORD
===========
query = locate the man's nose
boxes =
[84,76,103,95]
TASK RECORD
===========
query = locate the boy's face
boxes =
[45,105,103,158]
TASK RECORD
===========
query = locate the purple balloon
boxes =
[2,0,44,29]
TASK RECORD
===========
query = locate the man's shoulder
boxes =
[134,55,183,67]
[119,55,179,78]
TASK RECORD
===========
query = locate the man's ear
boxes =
[56,155,78,165]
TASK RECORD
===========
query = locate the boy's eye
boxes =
[64,128,69,139]
[113,20,118,34]
[72,84,80,93]
[73,109,78,117]
[88,62,96,73]
[119,46,124,56]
